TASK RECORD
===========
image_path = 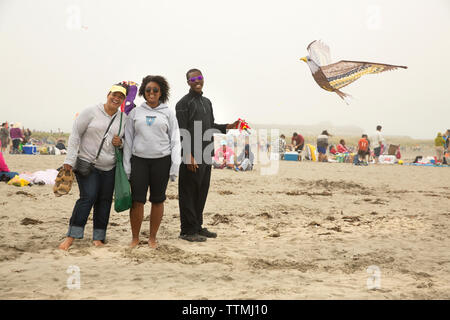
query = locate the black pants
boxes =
[12,139,21,153]
[178,163,211,235]
[130,155,171,204]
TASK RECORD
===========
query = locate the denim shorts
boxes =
[317,146,327,154]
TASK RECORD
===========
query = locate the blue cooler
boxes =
[284,152,299,161]
[23,145,37,155]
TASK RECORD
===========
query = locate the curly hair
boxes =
[138,75,170,103]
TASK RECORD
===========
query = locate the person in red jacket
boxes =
[337,139,349,153]
[329,145,337,155]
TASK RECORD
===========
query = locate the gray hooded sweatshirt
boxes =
[64,103,126,171]
[123,102,181,179]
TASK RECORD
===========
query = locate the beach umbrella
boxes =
[299,40,407,104]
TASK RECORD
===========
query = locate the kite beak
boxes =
[300,57,307,62]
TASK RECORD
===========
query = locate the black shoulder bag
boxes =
[74,114,117,177]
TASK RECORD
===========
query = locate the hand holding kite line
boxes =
[299,40,407,104]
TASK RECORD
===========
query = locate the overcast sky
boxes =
[1,0,449,139]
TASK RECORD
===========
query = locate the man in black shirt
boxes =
[176,68,238,242]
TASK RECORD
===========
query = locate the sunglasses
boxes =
[188,76,204,82]
[145,87,160,94]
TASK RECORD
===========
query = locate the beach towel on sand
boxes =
[19,169,59,185]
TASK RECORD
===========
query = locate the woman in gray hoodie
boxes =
[59,83,127,251]
[123,75,181,248]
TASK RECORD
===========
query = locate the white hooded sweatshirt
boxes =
[123,102,181,179]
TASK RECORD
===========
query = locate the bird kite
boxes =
[300,40,407,104]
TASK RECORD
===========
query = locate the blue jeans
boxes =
[67,167,115,241]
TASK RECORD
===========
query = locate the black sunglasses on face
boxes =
[145,87,160,93]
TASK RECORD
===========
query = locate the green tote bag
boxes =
[114,112,132,212]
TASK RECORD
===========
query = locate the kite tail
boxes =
[335,89,352,105]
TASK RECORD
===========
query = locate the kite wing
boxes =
[121,81,138,115]
[321,60,408,90]
[307,40,332,66]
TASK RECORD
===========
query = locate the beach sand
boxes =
[0,152,449,299]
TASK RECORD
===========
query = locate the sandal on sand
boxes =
[54,168,65,183]
[53,168,74,197]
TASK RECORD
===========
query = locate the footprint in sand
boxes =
[342,216,361,223]
[21,218,43,225]
[285,190,332,196]
[257,212,272,219]
[327,226,342,232]
[268,230,280,237]
[218,190,234,195]
[211,213,230,225]
[0,245,25,262]
[16,191,37,199]
[248,258,317,272]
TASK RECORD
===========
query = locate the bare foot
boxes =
[130,238,140,248]
[148,238,158,249]
[93,240,104,247]
[58,237,74,251]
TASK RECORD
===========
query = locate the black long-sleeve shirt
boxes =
[176,90,227,164]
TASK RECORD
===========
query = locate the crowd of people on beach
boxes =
[0,122,67,155]
[1,68,449,252]
[0,122,32,154]
[273,126,450,166]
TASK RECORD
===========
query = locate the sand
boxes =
[0,151,449,300]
